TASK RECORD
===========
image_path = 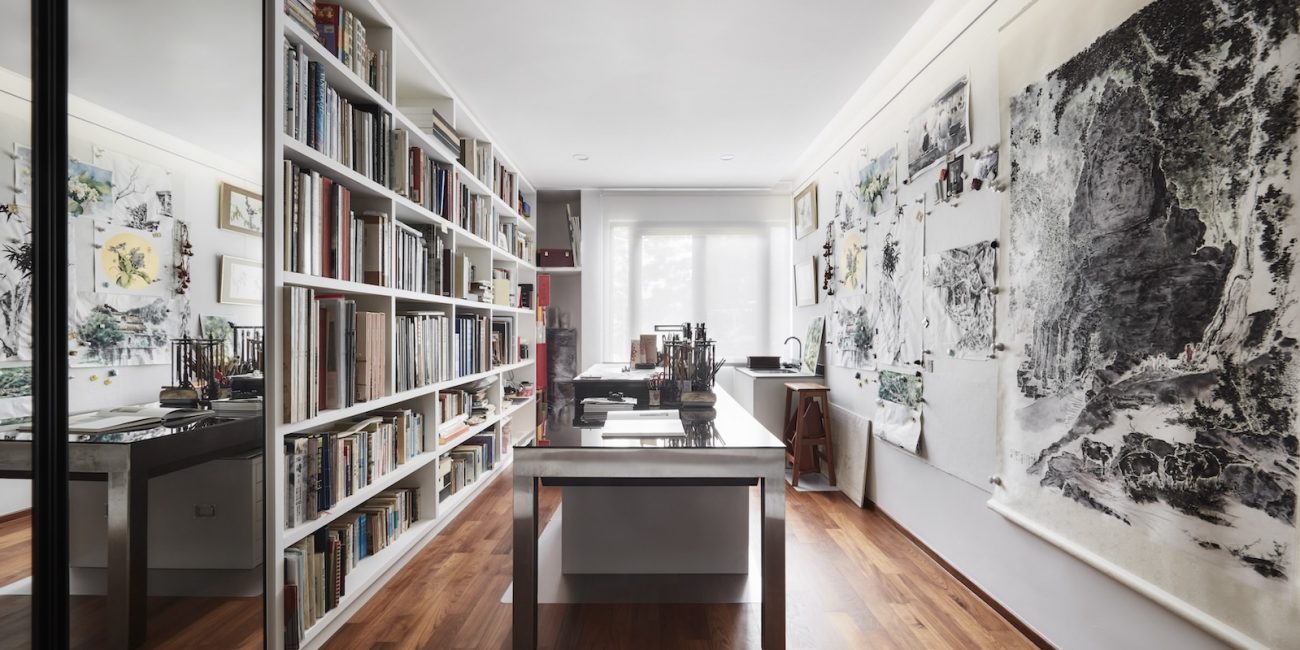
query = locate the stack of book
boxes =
[284,487,418,647]
[284,41,391,187]
[283,411,424,528]
[284,0,316,33]
[459,138,493,188]
[396,312,450,391]
[438,435,497,502]
[282,289,387,423]
[454,313,491,377]
[312,3,389,98]
[396,106,460,158]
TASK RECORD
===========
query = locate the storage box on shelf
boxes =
[272,1,539,647]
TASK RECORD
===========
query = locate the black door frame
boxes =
[31,0,71,646]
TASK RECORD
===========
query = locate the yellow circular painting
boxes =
[100,231,161,291]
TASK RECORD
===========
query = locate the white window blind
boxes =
[603,222,790,362]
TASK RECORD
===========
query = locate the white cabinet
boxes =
[733,368,821,438]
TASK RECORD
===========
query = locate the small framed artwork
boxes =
[793,182,818,240]
[219,255,263,305]
[794,257,818,306]
[218,182,263,236]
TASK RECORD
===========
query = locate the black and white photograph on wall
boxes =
[793,182,818,239]
[969,145,998,190]
[923,240,994,360]
[794,257,818,306]
[995,0,1300,646]
[906,75,970,178]
[830,293,872,369]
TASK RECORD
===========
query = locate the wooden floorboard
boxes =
[327,469,1036,650]
[0,466,1037,649]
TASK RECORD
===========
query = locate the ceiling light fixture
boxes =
[720,154,735,161]
[572,154,589,161]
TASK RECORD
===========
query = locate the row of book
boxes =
[392,129,455,217]
[283,410,426,528]
[439,437,497,502]
[459,138,493,189]
[454,313,492,377]
[284,487,418,648]
[312,2,390,99]
[284,41,392,187]
[495,220,534,263]
[396,312,452,392]
[284,161,385,283]
[490,316,517,367]
[283,289,387,423]
[435,383,494,444]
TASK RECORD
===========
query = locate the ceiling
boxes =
[388,0,933,190]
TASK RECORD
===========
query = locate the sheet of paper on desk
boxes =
[600,410,686,437]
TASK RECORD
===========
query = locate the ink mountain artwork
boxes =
[1000,0,1300,616]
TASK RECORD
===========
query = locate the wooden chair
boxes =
[782,382,836,488]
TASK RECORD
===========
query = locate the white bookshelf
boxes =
[266,2,541,647]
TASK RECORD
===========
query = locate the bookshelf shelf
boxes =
[539,266,582,274]
[281,449,441,547]
[273,1,540,647]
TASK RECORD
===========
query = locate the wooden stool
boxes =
[782,382,836,487]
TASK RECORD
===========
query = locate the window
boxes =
[604,222,790,362]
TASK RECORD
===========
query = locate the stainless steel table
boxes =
[0,415,262,649]
[513,387,786,649]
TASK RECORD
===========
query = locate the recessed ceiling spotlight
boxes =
[720,154,735,161]
[572,154,589,161]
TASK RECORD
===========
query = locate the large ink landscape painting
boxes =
[996,0,1300,645]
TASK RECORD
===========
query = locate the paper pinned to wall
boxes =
[866,209,924,368]
[923,240,995,360]
[875,369,923,452]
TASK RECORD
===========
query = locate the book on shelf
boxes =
[282,289,386,423]
[286,162,390,284]
[284,487,419,647]
[438,435,497,502]
[495,220,534,263]
[454,313,491,377]
[284,0,317,34]
[311,3,389,98]
[396,311,451,392]
[451,253,472,299]
[395,105,461,157]
[283,410,425,529]
[283,41,391,187]
[392,221,426,293]
[490,266,513,307]
[490,316,517,366]
[458,138,493,188]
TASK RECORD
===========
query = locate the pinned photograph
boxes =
[907,75,971,178]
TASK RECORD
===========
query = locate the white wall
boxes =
[786,0,1227,648]
[578,190,791,367]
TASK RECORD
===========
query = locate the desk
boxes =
[513,387,786,649]
[0,416,262,649]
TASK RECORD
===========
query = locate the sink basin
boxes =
[746,367,800,374]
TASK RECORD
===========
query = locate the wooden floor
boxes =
[327,470,1035,650]
[0,469,1036,649]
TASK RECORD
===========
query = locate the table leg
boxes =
[513,472,538,649]
[107,471,147,649]
[761,473,786,649]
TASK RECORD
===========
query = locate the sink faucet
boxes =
[783,336,802,369]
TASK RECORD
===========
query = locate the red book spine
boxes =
[320,177,333,277]
[538,273,551,307]
[536,343,548,391]
[340,187,351,281]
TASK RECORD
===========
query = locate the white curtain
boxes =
[603,222,790,362]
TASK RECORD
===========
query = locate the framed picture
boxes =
[218,182,263,236]
[794,257,818,306]
[219,255,262,305]
[793,182,818,240]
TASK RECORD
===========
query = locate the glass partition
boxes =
[64,0,266,646]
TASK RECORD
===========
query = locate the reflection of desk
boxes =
[513,387,786,649]
[571,363,657,416]
[0,416,261,649]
